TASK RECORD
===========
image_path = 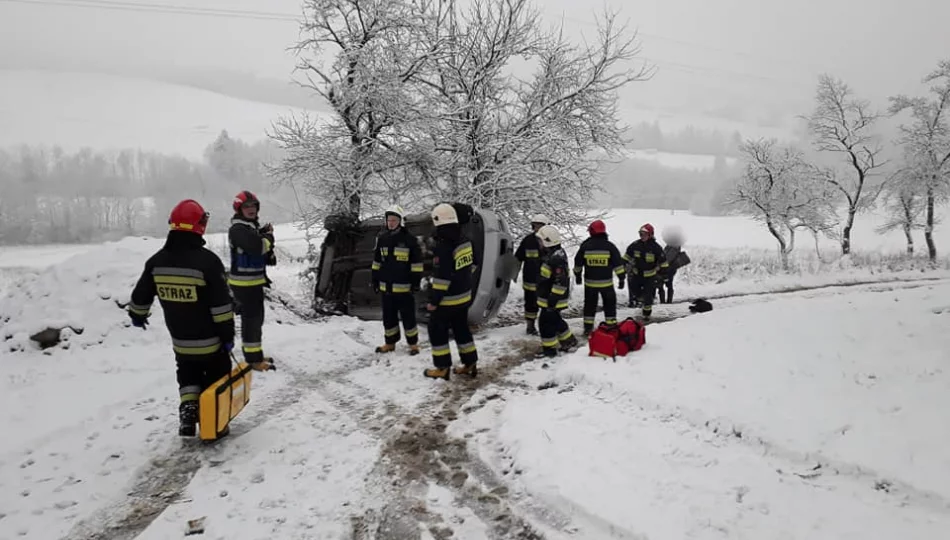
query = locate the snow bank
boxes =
[0,221,314,353]
[454,282,950,538]
[0,236,166,351]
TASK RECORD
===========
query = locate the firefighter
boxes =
[423,203,478,380]
[228,190,276,368]
[573,219,626,335]
[127,199,238,437]
[371,204,424,355]
[534,225,578,358]
[623,223,668,320]
[513,214,549,335]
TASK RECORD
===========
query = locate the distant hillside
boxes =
[0,58,333,114]
[0,69,327,160]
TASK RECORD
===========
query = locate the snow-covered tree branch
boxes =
[729,138,838,270]
[889,58,950,262]
[804,74,887,255]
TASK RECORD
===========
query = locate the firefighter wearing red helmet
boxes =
[126,199,237,437]
[622,223,668,320]
[228,190,277,371]
[573,219,626,335]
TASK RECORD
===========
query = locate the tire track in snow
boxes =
[60,352,378,540]
[341,278,950,539]
[360,340,555,540]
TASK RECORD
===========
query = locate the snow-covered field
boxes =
[2,208,949,539]
[0,69,326,160]
[453,282,950,538]
[622,148,739,171]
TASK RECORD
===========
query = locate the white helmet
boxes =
[535,224,561,248]
[431,203,458,226]
[529,214,549,225]
[385,204,404,221]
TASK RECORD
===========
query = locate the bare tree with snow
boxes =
[804,74,887,255]
[403,0,651,237]
[889,59,950,262]
[730,138,838,271]
[269,0,446,225]
[269,0,649,238]
[875,158,930,255]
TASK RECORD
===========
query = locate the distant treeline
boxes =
[0,131,300,245]
[0,124,748,245]
[597,153,741,216]
[624,121,744,158]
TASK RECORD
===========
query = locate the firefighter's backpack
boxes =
[198,361,253,440]
[588,317,646,360]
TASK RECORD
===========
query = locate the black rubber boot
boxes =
[559,335,579,352]
[179,401,198,437]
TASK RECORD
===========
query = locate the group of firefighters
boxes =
[513,215,689,357]
[370,203,479,381]
[127,195,689,438]
[369,205,690,366]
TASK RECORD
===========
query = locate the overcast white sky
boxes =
[1,0,948,129]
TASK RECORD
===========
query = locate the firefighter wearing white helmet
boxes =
[423,202,478,380]
[513,213,550,335]
[534,225,578,358]
[430,202,459,225]
[371,203,424,354]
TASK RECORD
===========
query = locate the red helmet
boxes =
[169,199,209,235]
[639,223,655,236]
[588,219,607,235]
[232,190,260,213]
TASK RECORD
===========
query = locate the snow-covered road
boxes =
[2,236,949,539]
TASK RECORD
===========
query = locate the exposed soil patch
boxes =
[367,339,557,539]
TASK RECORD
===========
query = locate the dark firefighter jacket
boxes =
[537,247,571,310]
[128,231,235,356]
[514,232,542,291]
[428,224,477,308]
[573,234,626,288]
[372,226,424,293]
[623,238,669,278]
[228,217,274,288]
